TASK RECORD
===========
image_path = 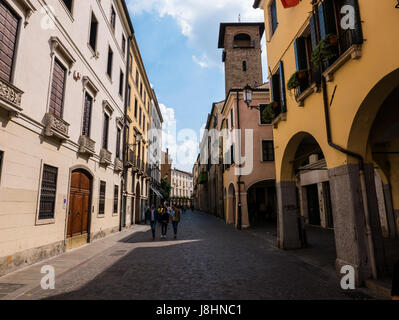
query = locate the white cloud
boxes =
[159,103,199,172]
[192,54,209,68]
[127,0,266,72]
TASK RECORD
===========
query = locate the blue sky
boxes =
[126,0,266,171]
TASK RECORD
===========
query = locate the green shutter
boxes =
[279,61,287,113]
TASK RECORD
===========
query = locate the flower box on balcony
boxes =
[114,157,123,173]
[100,148,112,166]
[0,78,24,117]
[78,135,95,156]
[43,112,70,140]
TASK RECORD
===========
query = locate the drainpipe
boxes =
[120,35,133,231]
[236,91,242,230]
[321,76,377,279]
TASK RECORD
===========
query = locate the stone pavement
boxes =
[0,211,384,300]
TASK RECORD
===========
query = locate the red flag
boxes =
[281,0,300,8]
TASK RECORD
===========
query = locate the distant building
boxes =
[170,169,193,206]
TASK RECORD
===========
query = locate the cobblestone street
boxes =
[4,211,380,300]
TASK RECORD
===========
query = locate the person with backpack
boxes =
[149,205,159,241]
[170,205,181,240]
[159,204,169,239]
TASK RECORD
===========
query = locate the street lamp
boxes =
[243,84,261,110]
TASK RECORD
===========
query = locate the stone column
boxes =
[328,164,371,284]
[276,181,301,249]
[382,184,398,239]
[363,163,387,277]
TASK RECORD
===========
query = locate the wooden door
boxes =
[67,171,91,238]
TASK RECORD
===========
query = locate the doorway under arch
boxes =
[247,180,277,228]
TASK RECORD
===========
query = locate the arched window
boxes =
[233,33,252,48]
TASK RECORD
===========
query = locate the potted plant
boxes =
[261,102,278,124]
[311,33,338,69]
[287,69,308,91]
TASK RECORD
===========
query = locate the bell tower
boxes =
[218,22,265,97]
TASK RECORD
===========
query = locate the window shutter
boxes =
[270,73,280,104]
[344,0,363,45]
[49,59,67,118]
[0,1,19,82]
[318,0,336,40]
[294,38,307,71]
[279,61,287,113]
[309,14,318,50]
[82,94,92,136]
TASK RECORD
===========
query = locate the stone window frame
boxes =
[35,160,59,226]
[80,76,98,139]
[87,9,100,58]
[46,37,75,118]
[58,0,75,21]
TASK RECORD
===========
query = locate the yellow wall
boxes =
[261,0,399,183]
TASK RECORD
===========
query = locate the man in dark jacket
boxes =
[149,205,159,240]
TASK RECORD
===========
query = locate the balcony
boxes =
[127,149,137,169]
[78,135,95,156]
[0,78,24,116]
[44,112,70,140]
[100,148,112,166]
[114,157,123,173]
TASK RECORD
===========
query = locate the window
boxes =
[139,107,142,126]
[110,6,116,30]
[242,61,247,72]
[270,0,278,36]
[116,127,121,158]
[233,34,251,48]
[134,98,138,118]
[0,0,19,82]
[262,141,275,162]
[0,151,4,183]
[99,181,106,215]
[140,82,143,98]
[82,93,93,136]
[89,12,98,52]
[114,185,119,214]
[230,109,234,128]
[136,70,139,87]
[38,164,58,220]
[310,0,363,69]
[122,35,126,55]
[61,0,73,13]
[49,59,67,118]
[102,113,109,149]
[119,70,124,96]
[230,144,235,165]
[127,85,131,109]
[129,54,133,73]
[143,115,146,130]
[270,61,286,117]
[107,47,113,78]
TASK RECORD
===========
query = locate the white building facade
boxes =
[170,169,193,206]
[0,0,133,276]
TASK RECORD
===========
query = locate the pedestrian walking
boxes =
[170,205,181,240]
[392,259,399,300]
[149,205,159,240]
[159,204,169,239]
[145,206,151,225]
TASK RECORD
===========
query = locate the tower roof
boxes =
[218,22,265,48]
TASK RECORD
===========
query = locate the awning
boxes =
[150,185,163,199]
[281,0,300,8]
